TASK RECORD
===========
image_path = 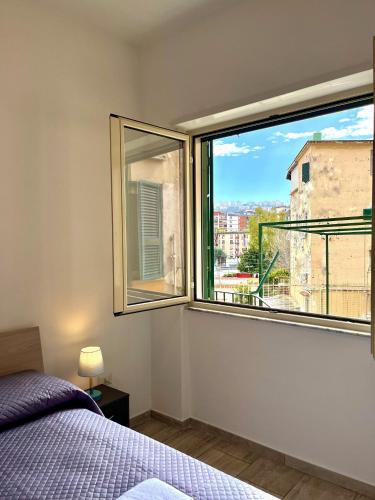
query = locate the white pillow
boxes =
[117,478,193,500]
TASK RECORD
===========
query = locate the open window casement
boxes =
[110,116,192,314]
[372,37,375,358]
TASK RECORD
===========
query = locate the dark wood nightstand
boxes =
[94,384,130,427]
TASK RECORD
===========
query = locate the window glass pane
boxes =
[124,127,186,305]
[198,102,373,323]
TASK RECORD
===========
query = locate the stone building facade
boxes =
[287,140,372,319]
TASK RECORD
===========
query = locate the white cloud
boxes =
[213,141,265,157]
[272,105,373,142]
[213,142,251,156]
[282,131,314,139]
[319,127,350,140]
[253,155,260,159]
[321,105,373,139]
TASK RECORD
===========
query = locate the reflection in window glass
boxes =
[124,128,186,305]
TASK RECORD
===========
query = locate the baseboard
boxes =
[284,455,375,499]
[189,418,284,464]
[150,410,191,429]
[150,411,375,498]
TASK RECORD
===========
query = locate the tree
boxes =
[238,208,289,274]
[214,248,227,266]
[237,247,271,273]
[248,207,287,254]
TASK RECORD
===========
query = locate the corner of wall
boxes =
[150,306,191,421]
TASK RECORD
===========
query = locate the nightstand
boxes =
[94,384,130,427]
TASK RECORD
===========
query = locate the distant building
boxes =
[227,213,244,231]
[214,212,249,232]
[226,214,239,231]
[213,211,227,230]
[274,205,289,214]
[244,208,255,216]
[214,231,249,259]
[239,215,249,230]
[287,140,372,319]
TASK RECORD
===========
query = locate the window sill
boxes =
[187,301,371,338]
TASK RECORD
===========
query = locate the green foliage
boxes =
[248,207,286,253]
[232,281,254,304]
[237,247,271,273]
[233,282,253,294]
[214,248,227,265]
[223,272,237,277]
[268,268,290,283]
[237,208,287,274]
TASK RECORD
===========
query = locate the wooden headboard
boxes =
[0,327,44,377]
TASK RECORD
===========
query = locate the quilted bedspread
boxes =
[0,372,275,500]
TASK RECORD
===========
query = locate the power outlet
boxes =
[104,373,113,385]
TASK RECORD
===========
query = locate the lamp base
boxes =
[86,388,102,402]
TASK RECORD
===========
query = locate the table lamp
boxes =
[78,346,104,401]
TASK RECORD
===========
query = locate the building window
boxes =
[302,162,310,183]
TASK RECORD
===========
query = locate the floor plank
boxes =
[134,418,362,500]
[215,438,259,464]
[133,418,168,438]
[164,428,219,458]
[285,475,357,500]
[237,457,304,497]
[198,448,249,477]
[133,419,181,442]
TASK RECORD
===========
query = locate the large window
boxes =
[195,97,373,326]
[110,95,375,350]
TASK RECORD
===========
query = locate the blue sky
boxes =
[213,104,373,204]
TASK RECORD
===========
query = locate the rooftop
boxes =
[286,139,372,180]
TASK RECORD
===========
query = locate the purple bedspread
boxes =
[0,372,274,500]
[0,370,102,429]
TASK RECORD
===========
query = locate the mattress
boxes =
[0,371,276,500]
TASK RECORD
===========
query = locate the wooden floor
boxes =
[132,417,371,500]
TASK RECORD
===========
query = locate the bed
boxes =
[0,328,276,500]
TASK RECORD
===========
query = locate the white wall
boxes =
[187,310,375,486]
[139,0,375,127]
[139,0,375,486]
[1,0,374,485]
[0,0,151,417]
[150,305,375,485]
[151,307,191,420]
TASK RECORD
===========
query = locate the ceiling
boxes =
[178,71,373,133]
[41,0,231,46]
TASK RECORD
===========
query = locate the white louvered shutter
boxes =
[138,181,163,280]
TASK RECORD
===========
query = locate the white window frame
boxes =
[110,116,192,314]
